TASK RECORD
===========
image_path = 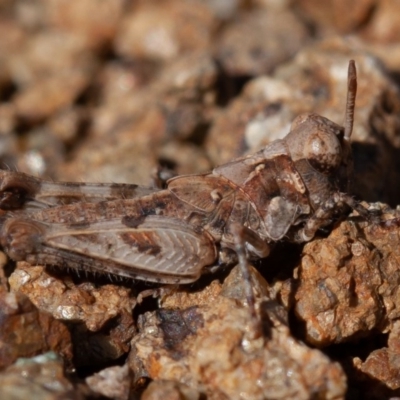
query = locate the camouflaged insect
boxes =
[0,61,364,284]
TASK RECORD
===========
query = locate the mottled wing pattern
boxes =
[0,170,158,211]
[168,174,234,212]
[41,215,217,283]
[35,182,158,207]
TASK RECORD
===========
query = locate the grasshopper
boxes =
[0,61,365,284]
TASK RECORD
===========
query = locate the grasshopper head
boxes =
[289,113,345,174]
[284,61,357,196]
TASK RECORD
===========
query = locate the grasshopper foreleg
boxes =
[295,192,381,243]
[295,198,338,242]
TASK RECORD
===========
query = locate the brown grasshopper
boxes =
[0,61,365,284]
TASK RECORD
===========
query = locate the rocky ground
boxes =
[2,1,400,399]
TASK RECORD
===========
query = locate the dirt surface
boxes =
[2,1,400,399]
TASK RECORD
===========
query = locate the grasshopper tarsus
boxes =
[335,192,383,223]
[137,286,177,304]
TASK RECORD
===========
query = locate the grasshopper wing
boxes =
[0,170,158,211]
[1,215,217,284]
[168,174,234,212]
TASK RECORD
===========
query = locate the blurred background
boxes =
[0,0,400,204]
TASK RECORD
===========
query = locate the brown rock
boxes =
[86,364,131,400]
[141,379,201,400]
[13,71,88,123]
[353,320,400,392]
[114,1,216,62]
[57,52,217,184]
[45,0,125,50]
[8,263,136,366]
[9,263,136,332]
[57,107,165,185]
[130,266,346,399]
[0,352,83,400]
[360,0,400,44]
[294,216,383,346]
[8,31,94,87]
[295,0,376,34]
[0,289,72,369]
[294,205,400,347]
[215,8,309,76]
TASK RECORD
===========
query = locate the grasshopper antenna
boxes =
[344,60,357,141]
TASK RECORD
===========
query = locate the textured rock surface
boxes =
[294,205,400,346]
[1,1,400,399]
[130,266,346,400]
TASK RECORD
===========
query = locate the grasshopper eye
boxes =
[305,131,342,173]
